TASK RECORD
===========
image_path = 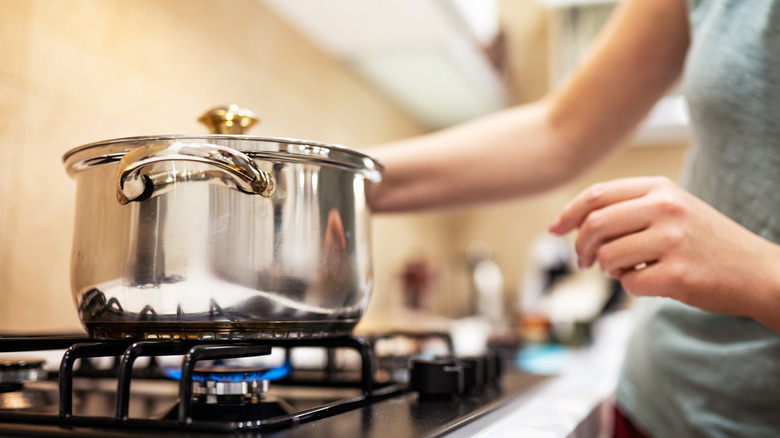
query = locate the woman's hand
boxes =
[549,176,780,329]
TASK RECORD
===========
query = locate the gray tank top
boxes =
[616,1,780,436]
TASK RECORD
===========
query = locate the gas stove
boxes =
[0,333,545,437]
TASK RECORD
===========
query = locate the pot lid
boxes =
[63,105,384,182]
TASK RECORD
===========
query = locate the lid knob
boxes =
[198,104,259,134]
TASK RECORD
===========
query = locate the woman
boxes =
[368,0,780,436]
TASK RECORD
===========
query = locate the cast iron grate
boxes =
[0,335,406,433]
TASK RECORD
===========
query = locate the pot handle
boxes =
[116,142,275,204]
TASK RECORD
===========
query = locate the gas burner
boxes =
[0,358,55,411]
[192,365,277,405]
[0,358,47,393]
[164,365,296,423]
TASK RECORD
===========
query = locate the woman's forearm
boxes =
[367,0,690,214]
[368,101,589,212]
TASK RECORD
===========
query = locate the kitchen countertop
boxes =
[446,310,634,438]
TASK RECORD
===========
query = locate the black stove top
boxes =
[0,334,546,437]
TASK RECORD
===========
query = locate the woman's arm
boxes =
[368,0,690,212]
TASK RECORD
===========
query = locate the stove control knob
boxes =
[410,359,464,400]
[459,356,485,393]
[435,355,485,394]
[483,351,501,386]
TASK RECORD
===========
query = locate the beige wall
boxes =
[0,0,688,335]
[0,0,440,333]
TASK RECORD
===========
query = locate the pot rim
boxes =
[63,134,384,180]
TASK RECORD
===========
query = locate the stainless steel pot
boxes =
[62,105,383,340]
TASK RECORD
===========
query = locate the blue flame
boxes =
[164,368,182,380]
[163,362,292,382]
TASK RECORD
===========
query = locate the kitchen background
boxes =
[0,0,688,335]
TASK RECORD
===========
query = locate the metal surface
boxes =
[116,142,275,204]
[193,378,269,402]
[61,106,383,340]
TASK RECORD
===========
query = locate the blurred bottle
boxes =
[402,254,437,311]
[519,234,572,343]
[465,241,505,325]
